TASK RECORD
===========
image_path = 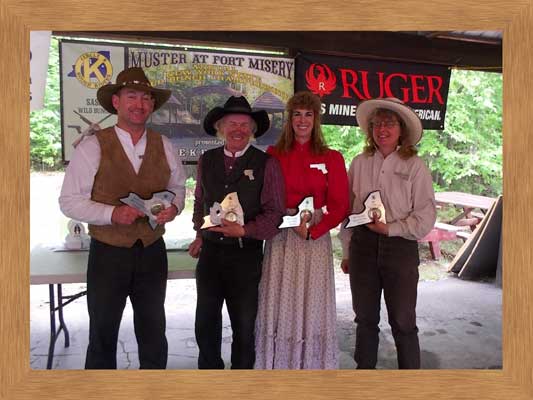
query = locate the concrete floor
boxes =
[30,273,502,370]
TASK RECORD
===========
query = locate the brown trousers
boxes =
[348,226,420,369]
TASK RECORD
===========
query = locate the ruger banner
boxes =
[296,53,451,130]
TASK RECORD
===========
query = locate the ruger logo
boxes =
[305,64,336,97]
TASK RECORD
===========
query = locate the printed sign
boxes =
[60,40,294,162]
[296,53,451,129]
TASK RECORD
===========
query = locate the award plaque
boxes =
[278,196,314,229]
[200,192,245,229]
[64,219,90,250]
[120,190,176,230]
[344,190,386,228]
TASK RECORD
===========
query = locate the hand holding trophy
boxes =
[201,192,246,246]
[344,190,386,228]
[119,190,176,229]
[200,192,244,229]
[278,196,314,229]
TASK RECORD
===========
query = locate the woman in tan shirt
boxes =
[340,97,436,369]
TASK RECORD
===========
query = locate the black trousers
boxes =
[85,238,168,369]
[348,226,420,369]
[195,239,263,369]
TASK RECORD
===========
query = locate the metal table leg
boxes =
[46,284,57,369]
[46,284,87,369]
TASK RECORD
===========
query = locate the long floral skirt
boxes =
[254,217,338,369]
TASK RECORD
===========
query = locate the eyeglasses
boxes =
[371,120,399,129]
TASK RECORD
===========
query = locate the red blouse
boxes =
[267,141,350,239]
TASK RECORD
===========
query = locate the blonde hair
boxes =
[274,91,328,155]
[362,108,417,159]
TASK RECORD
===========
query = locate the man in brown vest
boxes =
[59,67,186,369]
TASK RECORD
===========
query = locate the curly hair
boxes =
[273,91,328,155]
[362,108,417,159]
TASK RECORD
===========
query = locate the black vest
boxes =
[201,145,268,246]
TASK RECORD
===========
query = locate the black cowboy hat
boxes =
[203,96,270,137]
[96,67,171,114]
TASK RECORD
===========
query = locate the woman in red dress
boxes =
[254,91,349,369]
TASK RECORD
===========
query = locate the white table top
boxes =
[30,243,197,285]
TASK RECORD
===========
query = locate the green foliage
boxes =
[418,70,502,197]
[322,125,366,165]
[323,69,502,196]
[185,176,196,190]
[30,38,62,171]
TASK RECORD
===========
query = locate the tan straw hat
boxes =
[356,97,423,145]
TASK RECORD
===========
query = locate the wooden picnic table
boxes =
[435,191,495,211]
[435,191,496,227]
[419,191,497,260]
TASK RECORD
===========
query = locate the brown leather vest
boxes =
[88,127,170,247]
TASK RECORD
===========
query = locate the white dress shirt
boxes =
[340,150,436,258]
[59,126,186,225]
[223,143,251,158]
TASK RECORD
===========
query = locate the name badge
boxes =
[310,163,327,174]
[244,169,255,181]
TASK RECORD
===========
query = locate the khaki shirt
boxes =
[340,150,436,258]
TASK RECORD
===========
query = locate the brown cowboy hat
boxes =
[96,67,171,114]
[203,96,270,137]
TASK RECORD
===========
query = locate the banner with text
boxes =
[295,53,451,130]
[60,40,294,162]
[60,40,124,162]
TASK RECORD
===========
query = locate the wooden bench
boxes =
[456,230,472,240]
[434,222,471,233]
[418,222,471,260]
[436,222,472,240]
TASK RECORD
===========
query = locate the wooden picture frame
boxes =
[1,1,531,399]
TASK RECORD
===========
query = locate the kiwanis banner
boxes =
[60,40,123,162]
[295,53,451,130]
[60,40,294,162]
